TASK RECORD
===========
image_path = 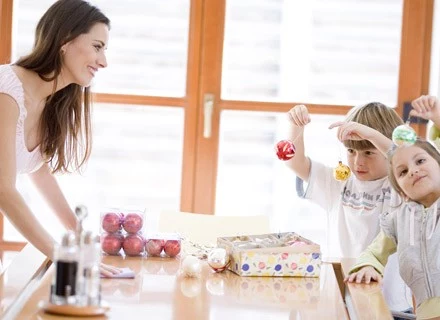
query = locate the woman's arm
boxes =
[28,160,123,277]
[0,189,56,258]
[28,163,77,231]
[0,94,55,259]
[0,94,121,276]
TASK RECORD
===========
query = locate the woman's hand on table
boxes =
[344,266,382,284]
[100,262,123,278]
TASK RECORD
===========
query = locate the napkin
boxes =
[101,267,135,279]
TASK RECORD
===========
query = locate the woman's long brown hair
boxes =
[15,0,110,173]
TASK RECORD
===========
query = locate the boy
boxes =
[286,102,411,313]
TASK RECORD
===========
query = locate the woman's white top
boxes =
[0,65,44,174]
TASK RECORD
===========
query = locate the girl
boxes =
[346,139,440,319]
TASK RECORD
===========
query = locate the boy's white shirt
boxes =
[300,159,412,311]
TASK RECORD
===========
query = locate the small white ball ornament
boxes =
[181,255,202,278]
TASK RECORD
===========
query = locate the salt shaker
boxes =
[80,231,101,306]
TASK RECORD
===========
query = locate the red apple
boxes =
[145,239,165,256]
[101,233,123,255]
[101,212,122,233]
[275,140,296,161]
[123,234,145,256]
[164,239,181,257]
[122,212,144,234]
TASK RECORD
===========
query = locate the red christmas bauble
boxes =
[275,140,296,161]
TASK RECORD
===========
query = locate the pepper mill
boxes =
[50,231,79,305]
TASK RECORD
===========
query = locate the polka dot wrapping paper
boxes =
[217,232,321,277]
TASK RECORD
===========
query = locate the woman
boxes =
[0,0,119,276]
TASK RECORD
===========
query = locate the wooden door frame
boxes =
[397,0,434,135]
[0,0,13,246]
[0,0,13,65]
[192,0,226,214]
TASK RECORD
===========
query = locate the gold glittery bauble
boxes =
[333,161,351,181]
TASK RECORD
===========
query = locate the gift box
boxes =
[217,232,321,277]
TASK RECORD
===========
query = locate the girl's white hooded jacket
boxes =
[350,199,440,319]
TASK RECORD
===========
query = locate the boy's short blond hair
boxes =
[343,102,404,150]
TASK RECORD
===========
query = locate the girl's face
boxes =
[346,148,388,181]
[61,22,109,87]
[392,145,440,207]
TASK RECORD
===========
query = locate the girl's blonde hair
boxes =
[388,139,440,197]
[343,102,404,150]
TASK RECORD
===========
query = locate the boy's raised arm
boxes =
[285,105,312,182]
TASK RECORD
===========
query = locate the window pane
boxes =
[216,111,343,253]
[5,105,184,241]
[13,0,190,97]
[12,0,54,57]
[222,0,403,106]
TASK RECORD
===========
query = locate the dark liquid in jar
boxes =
[55,261,78,296]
